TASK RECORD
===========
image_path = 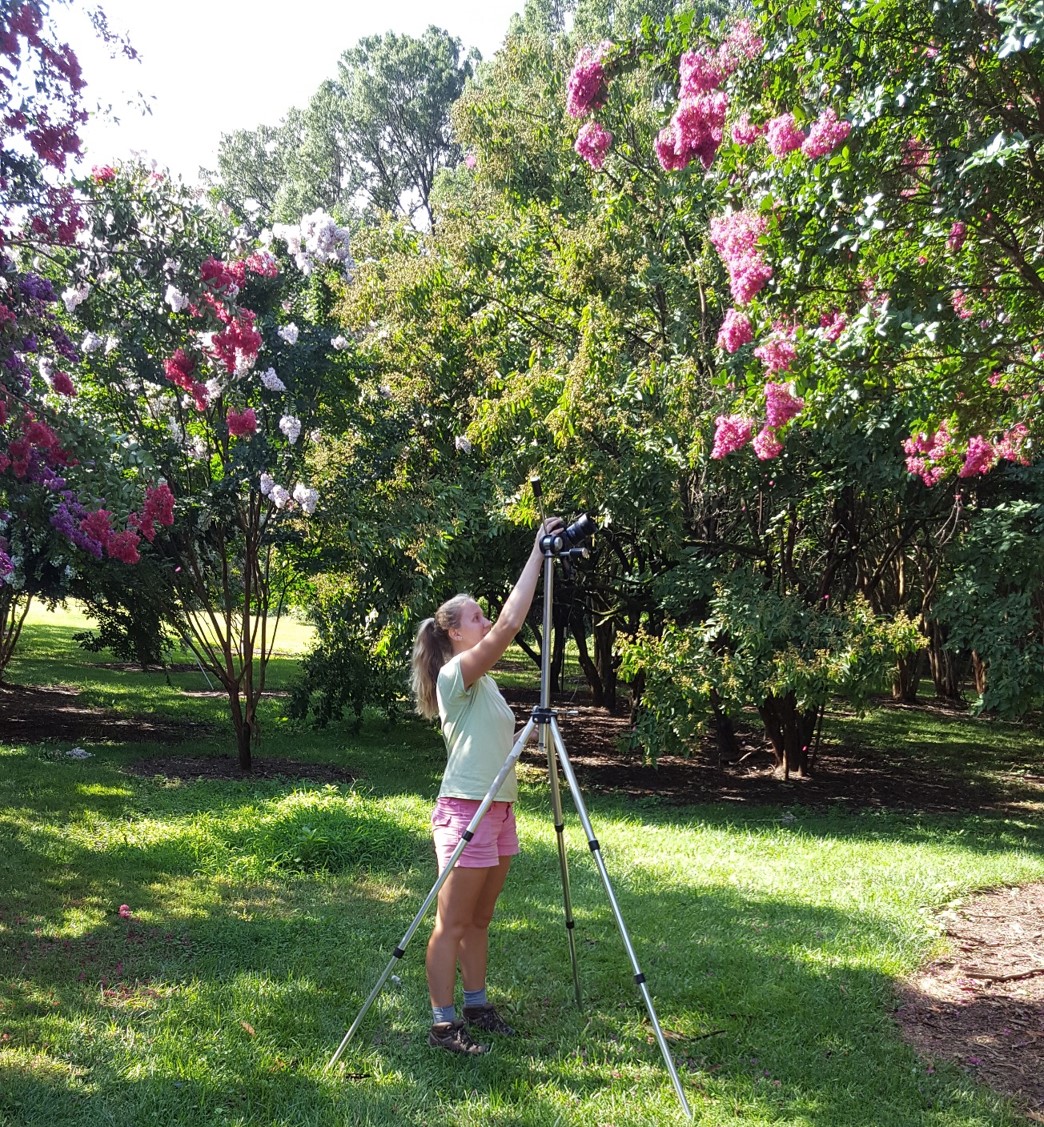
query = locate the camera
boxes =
[541,514,597,557]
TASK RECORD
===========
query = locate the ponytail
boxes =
[410,593,472,719]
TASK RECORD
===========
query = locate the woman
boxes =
[410,518,562,1055]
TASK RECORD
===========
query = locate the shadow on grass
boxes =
[1,796,1036,1127]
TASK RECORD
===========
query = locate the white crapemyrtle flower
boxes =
[279,414,302,444]
[270,484,290,509]
[38,356,54,381]
[205,377,224,399]
[331,335,350,350]
[378,384,393,399]
[62,282,90,313]
[259,472,276,497]
[293,482,318,515]
[260,367,285,392]
[455,435,473,454]
[81,331,104,354]
[168,417,184,442]
[234,348,257,378]
[104,335,119,355]
[309,428,322,443]
[186,435,208,460]
[98,268,119,285]
[277,323,299,345]
[164,284,189,312]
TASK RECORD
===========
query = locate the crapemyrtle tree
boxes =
[0,2,153,679]
[56,164,357,768]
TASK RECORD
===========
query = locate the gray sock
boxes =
[432,1003,456,1025]
[463,987,488,1009]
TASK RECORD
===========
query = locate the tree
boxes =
[55,164,357,768]
[0,2,153,679]
[210,27,476,228]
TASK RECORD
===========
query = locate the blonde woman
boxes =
[410,518,562,1054]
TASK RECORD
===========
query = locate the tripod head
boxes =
[531,477,597,560]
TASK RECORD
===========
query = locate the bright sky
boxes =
[52,0,525,183]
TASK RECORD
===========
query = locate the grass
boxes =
[1,605,1043,1125]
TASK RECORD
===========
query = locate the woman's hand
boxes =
[533,516,565,554]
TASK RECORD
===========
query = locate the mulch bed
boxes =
[2,677,1042,1116]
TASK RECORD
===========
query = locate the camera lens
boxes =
[562,514,597,548]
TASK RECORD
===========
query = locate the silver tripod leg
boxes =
[547,716,693,1120]
[325,716,538,1071]
[540,715,582,1007]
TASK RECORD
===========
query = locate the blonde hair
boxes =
[410,593,473,720]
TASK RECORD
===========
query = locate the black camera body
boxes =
[540,514,597,558]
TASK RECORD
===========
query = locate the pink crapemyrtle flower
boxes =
[957,435,997,478]
[801,108,851,160]
[754,327,797,375]
[655,90,729,171]
[227,408,257,437]
[903,422,952,485]
[711,414,755,458]
[996,424,1030,465]
[716,308,753,353]
[951,289,973,319]
[566,42,612,118]
[764,381,804,427]
[731,112,761,145]
[575,120,614,169]
[947,221,967,253]
[819,310,846,341]
[679,49,723,96]
[708,211,772,305]
[764,113,806,157]
[753,425,784,460]
[717,18,764,74]
[118,904,133,919]
[464,152,477,169]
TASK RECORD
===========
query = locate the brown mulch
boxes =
[122,755,355,783]
[2,677,1043,1114]
[0,683,209,745]
[896,883,1044,1120]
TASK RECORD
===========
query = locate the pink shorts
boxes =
[432,797,519,871]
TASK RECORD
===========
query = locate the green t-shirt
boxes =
[436,653,518,802]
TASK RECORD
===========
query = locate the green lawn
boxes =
[1,604,1042,1125]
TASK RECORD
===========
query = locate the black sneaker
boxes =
[463,1003,516,1036]
[428,1019,489,1055]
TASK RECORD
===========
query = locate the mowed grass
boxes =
[1,605,1043,1126]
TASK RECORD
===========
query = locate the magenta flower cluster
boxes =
[566,42,612,119]
[709,210,772,305]
[753,326,797,375]
[947,221,967,253]
[764,381,804,427]
[575,120,614,170]
[711,413,755,459]
[903,422,951,486]
[801,108,851,160]
[764,113,805,157]
[753,426,784,460]
[716,308,753,353]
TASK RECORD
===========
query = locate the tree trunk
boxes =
[710,690,739,765]
[571,618,605,707]
[926,619,963,702]
[891,648,923,703]
[593,616,617,711]
[758,692,817,779]
[0,589,31,683]
[971,650,987,696]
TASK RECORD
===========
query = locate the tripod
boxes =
[326,532,692,1119]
